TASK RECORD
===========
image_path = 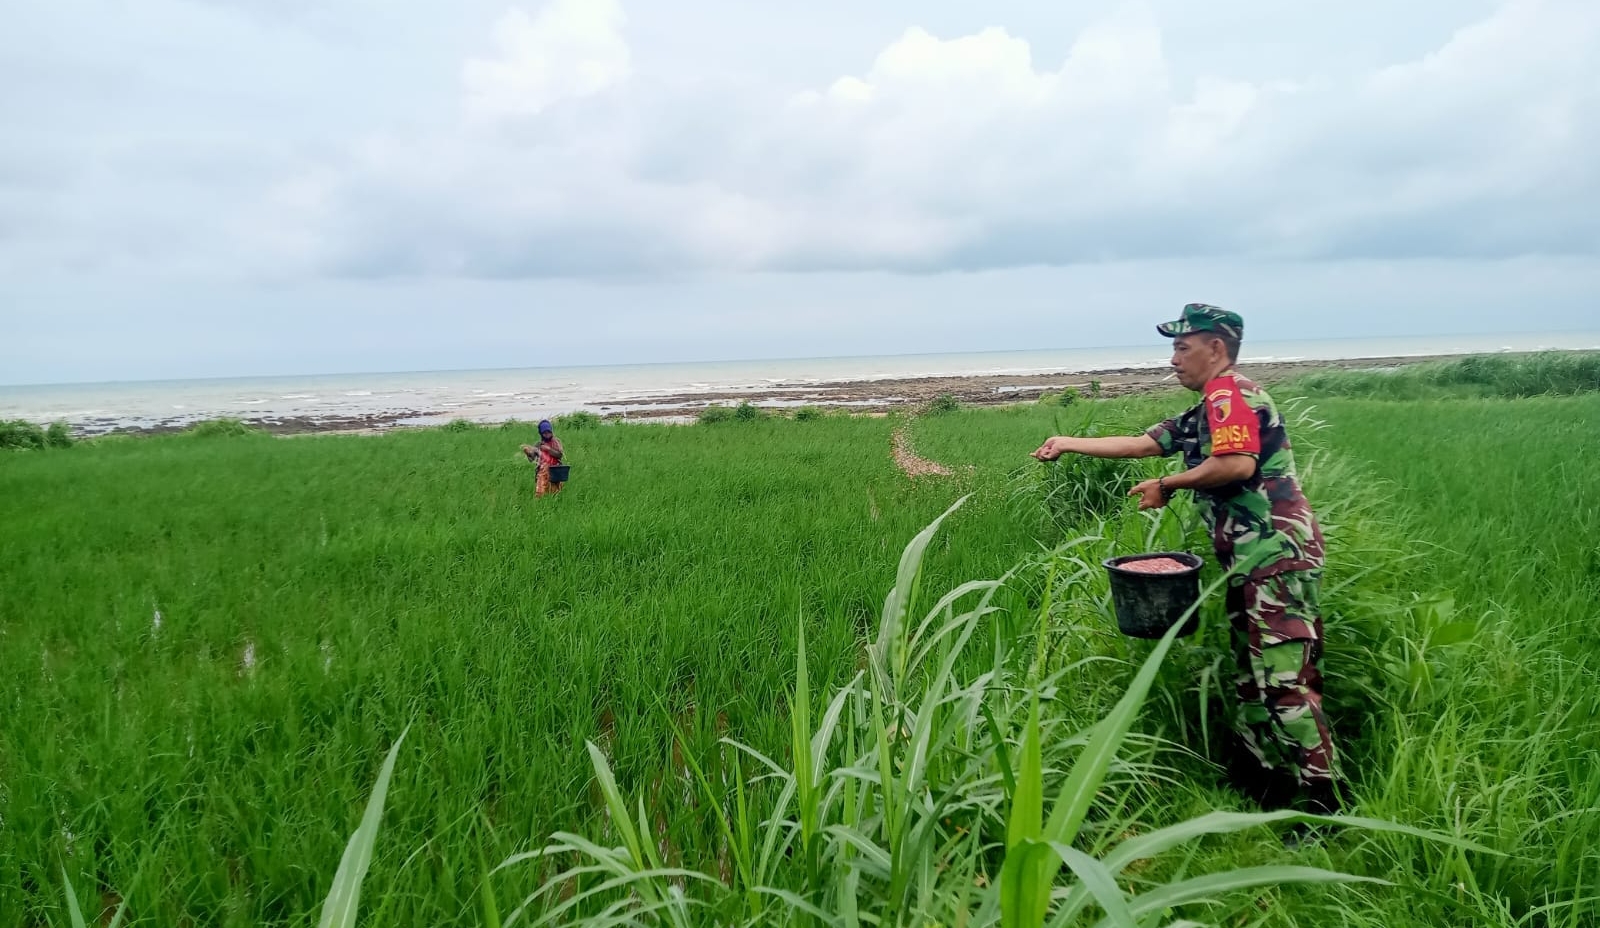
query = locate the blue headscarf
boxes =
[538,419,553,434]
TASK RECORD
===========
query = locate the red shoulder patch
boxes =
[1205,375,1260,456]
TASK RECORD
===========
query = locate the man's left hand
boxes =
[1129,478,1169,511]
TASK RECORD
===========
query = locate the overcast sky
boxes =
[3,0,1597,384]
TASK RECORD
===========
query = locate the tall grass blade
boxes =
[316,725,409,928]
[1001,842,1057,928]
[1005,696,1044,851]
[1109,867,1388,925]
[876,494,971,693]
[583,741,654,875]
[1103,810,1497,874]
[984,702,1018,798]
[479,857,504,928]
[791,619,820,892]
[59,868,88,928]
[1052,809,1498,925]
[754,885,845,926]
[1043,843,1136,928]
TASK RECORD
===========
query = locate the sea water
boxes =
[4,332,1597,434]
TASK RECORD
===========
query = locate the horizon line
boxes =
[4,328,1598,391]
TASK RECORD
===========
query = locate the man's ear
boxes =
[1209,335,1229,364]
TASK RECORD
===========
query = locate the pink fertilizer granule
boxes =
[1118,557,1190,574]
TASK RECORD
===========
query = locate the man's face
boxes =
[1169,334,1225,390]
[540,430,553,441]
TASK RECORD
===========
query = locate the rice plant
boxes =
[494,499,1486,927]
[1008,405,1163,539]
[6,392,1597,926]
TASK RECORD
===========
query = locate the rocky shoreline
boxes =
[593,354,1419,419]
[75,352,1467,437]
[77,412,426,438]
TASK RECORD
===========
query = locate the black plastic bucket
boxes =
[1103,552,1204,639]
[547,465,571,484]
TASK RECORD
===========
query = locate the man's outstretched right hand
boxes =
[1031,437,1072,461]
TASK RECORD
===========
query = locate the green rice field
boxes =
[3,355,1597,927]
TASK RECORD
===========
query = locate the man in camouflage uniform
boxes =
[1032,303,1343,826]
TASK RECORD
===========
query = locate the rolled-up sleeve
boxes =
[1144,418,1181,457]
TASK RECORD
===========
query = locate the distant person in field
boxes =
[522,419,565,497]
[1030,303,1343,833]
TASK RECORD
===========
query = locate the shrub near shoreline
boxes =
[1,419,74,450]
[1290,350,1600,399]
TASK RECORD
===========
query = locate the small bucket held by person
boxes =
[1103,551,1204,638]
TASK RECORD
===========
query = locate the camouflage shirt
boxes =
[1145,371,1325,581]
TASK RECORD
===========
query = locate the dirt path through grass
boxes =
[891,423,952,477]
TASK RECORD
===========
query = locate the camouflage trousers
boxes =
[1228,570,1339,790]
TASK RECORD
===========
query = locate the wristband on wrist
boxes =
[1158,476,1174,500]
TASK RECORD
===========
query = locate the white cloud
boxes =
[461,0,631,122]
[7,0,1600,382]
[852,26,1052,102]
[358,0,1571,275]
[11,0,1600,281]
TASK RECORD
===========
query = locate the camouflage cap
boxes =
[1157,303,1244,340]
